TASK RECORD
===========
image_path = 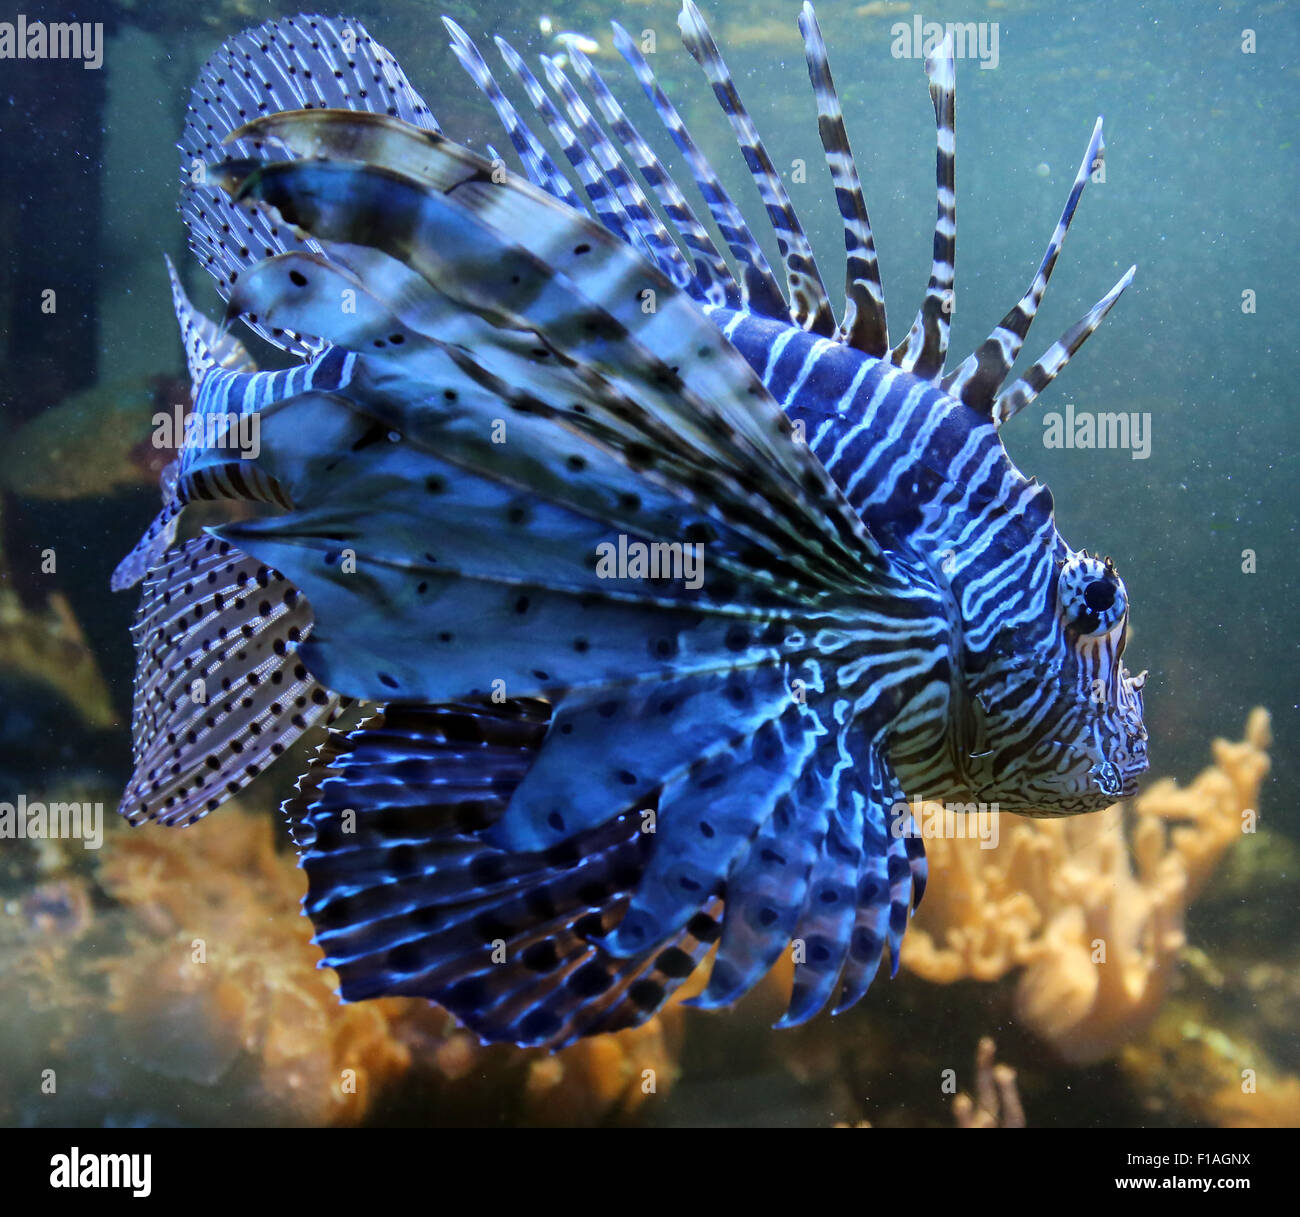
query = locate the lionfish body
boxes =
[116,5,1148,1047]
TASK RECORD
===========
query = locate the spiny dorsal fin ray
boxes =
[441,18,586,213]
[994,264,1136,425]
[483,30,691,289]
[610,20,789,322]
[490,37,650,261]
[678,1,836,337]
[538,51,700,294]
[944,118,1106,413]
[891,34,956,379]
[562,38,736,308]
[797,2,889,356]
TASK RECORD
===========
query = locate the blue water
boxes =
[0,0,1293,1129]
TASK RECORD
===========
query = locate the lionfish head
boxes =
[964,552,1149,817]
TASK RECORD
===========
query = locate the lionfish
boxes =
[113,5,1149,1048]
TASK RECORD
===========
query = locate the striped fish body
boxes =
[114,6,1149,1048]
[714,305,1145,815]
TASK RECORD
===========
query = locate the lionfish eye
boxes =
[1058,554,1127,637]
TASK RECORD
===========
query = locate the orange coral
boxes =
[903,710,1271,1064]
[94,805,686,1125]
[99,809,410,1124]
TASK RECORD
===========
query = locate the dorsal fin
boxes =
[562,39,737,308]
[441,18,585,213]
[944,118,1107,413]
[489,35,656,261]
[890,34,956,380]
[611,20,790,321]
[540,52,701,293]
[993,265,1136,424]
[798,2,889,356]
[678,1,837,336]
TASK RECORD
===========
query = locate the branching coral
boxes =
[0,581,116,731]
[97,808,411,1124]
[902,710,1272,1064]
[953,1037,1026,1128]
[92,806,684,1126]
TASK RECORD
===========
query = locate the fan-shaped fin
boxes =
[211,121,885,580]
[120,535,346,826]
[284,701,718,1048]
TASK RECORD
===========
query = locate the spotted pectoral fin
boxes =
[682,732,924,1025]
[111,498,184,592]
[223,255,868,605]
[212,113,885,588]
[283,701,718,1049]
[120,535,348,826]
[224,252,439,356]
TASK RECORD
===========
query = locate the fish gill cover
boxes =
[111,5,1148,1051]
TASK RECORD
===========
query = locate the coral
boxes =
[97,807,411,1124]
[0,377,179,501]
[902,710,1271,1064]
[522,1004,685,1125]
[91,806,685,1125]
[952,1037,1026,1128]
[0,576,117,731]
[1120,1001,1300,1128]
